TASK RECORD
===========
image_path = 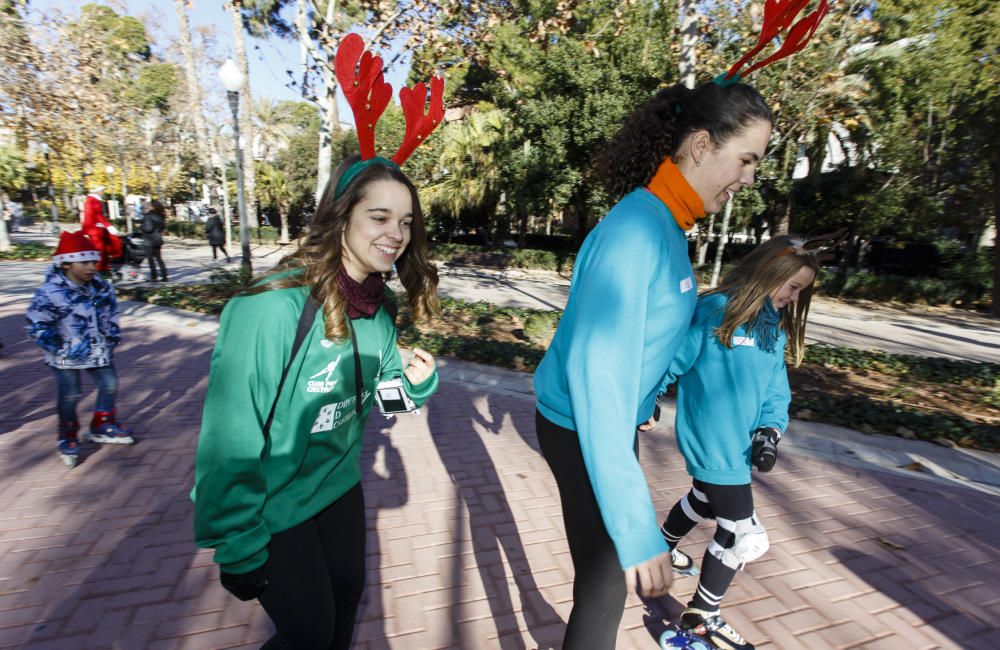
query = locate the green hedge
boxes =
[164,221,280,243]
[429,243,576,273]
[817,269,991,307]
[0,242,54,261]
[803,344,999,387]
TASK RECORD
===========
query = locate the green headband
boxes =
[334,156,401,199]
[712,72,742,88]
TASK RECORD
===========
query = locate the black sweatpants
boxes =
[536,411,636,650]
[145,243,167,280]
[258,482,367,650]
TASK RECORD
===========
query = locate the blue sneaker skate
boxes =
[88,410,134,445]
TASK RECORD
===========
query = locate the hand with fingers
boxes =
[624,550,674,597]
[403,347,436,385]
[637,404,661,432]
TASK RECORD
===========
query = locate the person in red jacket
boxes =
[81,186,122,273]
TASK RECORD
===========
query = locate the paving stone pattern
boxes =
[1,294,998,649]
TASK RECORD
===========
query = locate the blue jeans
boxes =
[52,365,118,423]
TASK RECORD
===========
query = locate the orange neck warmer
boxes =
[644,158,706,231]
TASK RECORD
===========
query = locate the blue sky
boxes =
[30,1,411,122]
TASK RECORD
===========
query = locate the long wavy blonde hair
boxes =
[251,155,440,340]
[707,235,819,366]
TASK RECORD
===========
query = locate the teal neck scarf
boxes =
[748,297,782,353]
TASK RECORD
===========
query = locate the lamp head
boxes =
[218,59,245,93]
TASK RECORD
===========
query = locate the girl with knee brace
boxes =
[658,235,819,650]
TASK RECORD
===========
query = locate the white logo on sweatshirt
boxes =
[310,390,373,433]
[307,355,341,393]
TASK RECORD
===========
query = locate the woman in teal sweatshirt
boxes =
[533,79,773,648]
[658,236,819,650]
[193,153,440,649]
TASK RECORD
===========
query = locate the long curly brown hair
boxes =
[595,80,773,201]
[252,155,440,340]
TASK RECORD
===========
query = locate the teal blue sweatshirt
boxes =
[534,188,698,569]
[663,293,791,485]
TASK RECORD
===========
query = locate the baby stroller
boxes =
[110,230,147,282]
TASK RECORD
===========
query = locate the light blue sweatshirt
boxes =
[534,188,698,569]
[663,293,791,485]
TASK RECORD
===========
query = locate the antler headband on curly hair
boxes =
[714,0,830,87]
[332,33,446,198]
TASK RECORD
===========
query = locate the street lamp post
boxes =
[219,59,250,272]
[40,143,59,234]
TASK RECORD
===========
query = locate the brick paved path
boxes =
[1,290,998,649]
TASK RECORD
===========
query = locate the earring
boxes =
[696,161,702,167]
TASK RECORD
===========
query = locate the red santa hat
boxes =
[53,231,101,264]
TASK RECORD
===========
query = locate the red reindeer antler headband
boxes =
[332,33,445,196]
[715,0,830,86]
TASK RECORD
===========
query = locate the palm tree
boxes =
[256,161,292,243]
[252,98,297,161]
[423,109,506,237]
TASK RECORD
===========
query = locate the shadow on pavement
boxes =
[747,452,1000,648]
[356,418,409,648]
[426,385,562,649]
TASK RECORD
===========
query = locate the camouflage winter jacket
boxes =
[25,266,121,369]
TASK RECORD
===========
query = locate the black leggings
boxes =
[258,482,367,650]
[211,244,229,260]
[146,244,167,279]
[535,411,635,650]
[661,480,755,613]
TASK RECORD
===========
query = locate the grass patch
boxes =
[0,242,54,261]
[120,281,998,451]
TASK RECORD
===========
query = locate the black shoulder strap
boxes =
[384,296,398,325]
[348,297,398,416]
[262,295,319,441]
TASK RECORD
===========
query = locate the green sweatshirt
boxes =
[193,284,438,573]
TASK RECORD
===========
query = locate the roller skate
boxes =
[671,547,700,577]
[58,421,81,468]
[87,409,134,444]
[679,607,754,650]
[659,624,714,650]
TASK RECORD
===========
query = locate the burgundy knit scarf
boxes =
[337,270,385,319]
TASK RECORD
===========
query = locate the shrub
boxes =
[0,242,54,260]
[429,242,576,273]
[523,311,560,345]
[817,269,987,306]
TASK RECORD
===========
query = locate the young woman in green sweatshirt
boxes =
[193,154,440,649]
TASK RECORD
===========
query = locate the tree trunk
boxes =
[0,193,10,252]
[174,1,213,188]
[294,0,338,202]
[228,1,258,226]
[697,213,715,266]
[315,65,336,201]
[992,134,1000,316]
[678,0,697,89]
[279,205,290,244]
[710,200,732,287]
